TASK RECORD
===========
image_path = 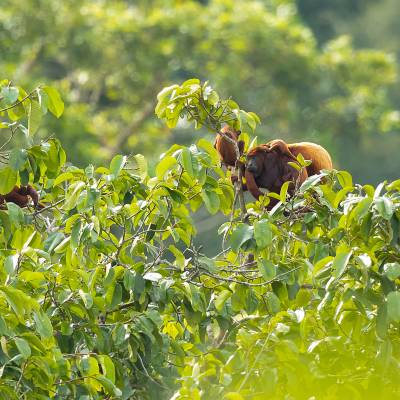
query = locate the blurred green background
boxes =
[2,0,399,252]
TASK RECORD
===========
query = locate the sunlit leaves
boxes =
[156,79,259,133]
[374,196,393,220]
[109,154,126,179]
[1,81,400,399]
[129,154,147,180]
[28,99,42,136]
[0,167,17,194]
[156,155,177,179]
[332,248,353,279]
[42,86,64,118]
[15,337,31,359]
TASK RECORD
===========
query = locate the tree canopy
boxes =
[0,79,399,399]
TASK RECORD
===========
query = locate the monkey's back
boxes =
[288,142,333,176]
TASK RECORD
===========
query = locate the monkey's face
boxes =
[247,151,280,188]
[246,155,260,175]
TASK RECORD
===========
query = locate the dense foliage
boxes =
[1,0,399,184]
[0,80,399,399]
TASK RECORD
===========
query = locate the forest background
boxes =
[2,0,399,252]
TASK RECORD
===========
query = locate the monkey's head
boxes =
[247,140,301,188]
[247,147,281,187]
[219,126,241,141]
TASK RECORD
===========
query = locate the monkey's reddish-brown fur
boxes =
[270,140,333,175]
[245,140,308,202]
[214,126,244,167]
[0,185,44,209]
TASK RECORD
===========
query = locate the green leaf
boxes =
[376,303,388,338]
[1,86,19,105]
[4,255,18,274]
[248,136,258,151]
[156,84,179,102]
[180,148,194,177]
[296,152,306,166]
[349,197,372,221]
[258,259,276,281]
[384,263,400,280]
[96,375,122,397]
[288,161,301,171]
[28,100,42,136]
[224,393,245,400]
[332,249,352,279]
[33,311,53,339]
[207,90,219,106]
[143,272,163,282]
[337,170,353,189]
[7,203,24,228]
[78,289,94,309]
[197,138,220,164]
[230,224,253,252]
[280,181,290,202]
[374,197,393,220]
[265,292,281,313]
[109,154,126,179]
[44,232,65,253]
[63,181,86,210]
[215,290,232,311]
[9,149,28,171]
[387,291,400,322]
[254,219,273,249]
[98,355,116,384]
[0,167,18,194]
[43,86,64,118]
[156,156,177,179]
[299,174,325,193]
[201,190,220,214]
[53,172,74,186]
[0,286,37,322]
[130,154,148,180]
[15,337,31,359]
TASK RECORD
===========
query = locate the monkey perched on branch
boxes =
[245,139,333,205]
[0,185,44,209]
[214,126,244,168]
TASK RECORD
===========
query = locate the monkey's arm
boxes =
[244,170,263,200]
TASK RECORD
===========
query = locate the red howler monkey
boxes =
[214,126,244,168]
[0,185,44,209]
[245,139,332,204]
[245,140,308,202]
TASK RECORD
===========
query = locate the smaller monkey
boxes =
[214,126,244,168]
[0,185,44,209]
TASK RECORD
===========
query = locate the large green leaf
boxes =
[0,167,17,194]
[28,99,42,136]
[387,292,400,322]
[42,86,64,118]
[254,219,273,249]
[332,248,352,279]
[230,224,253,252]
